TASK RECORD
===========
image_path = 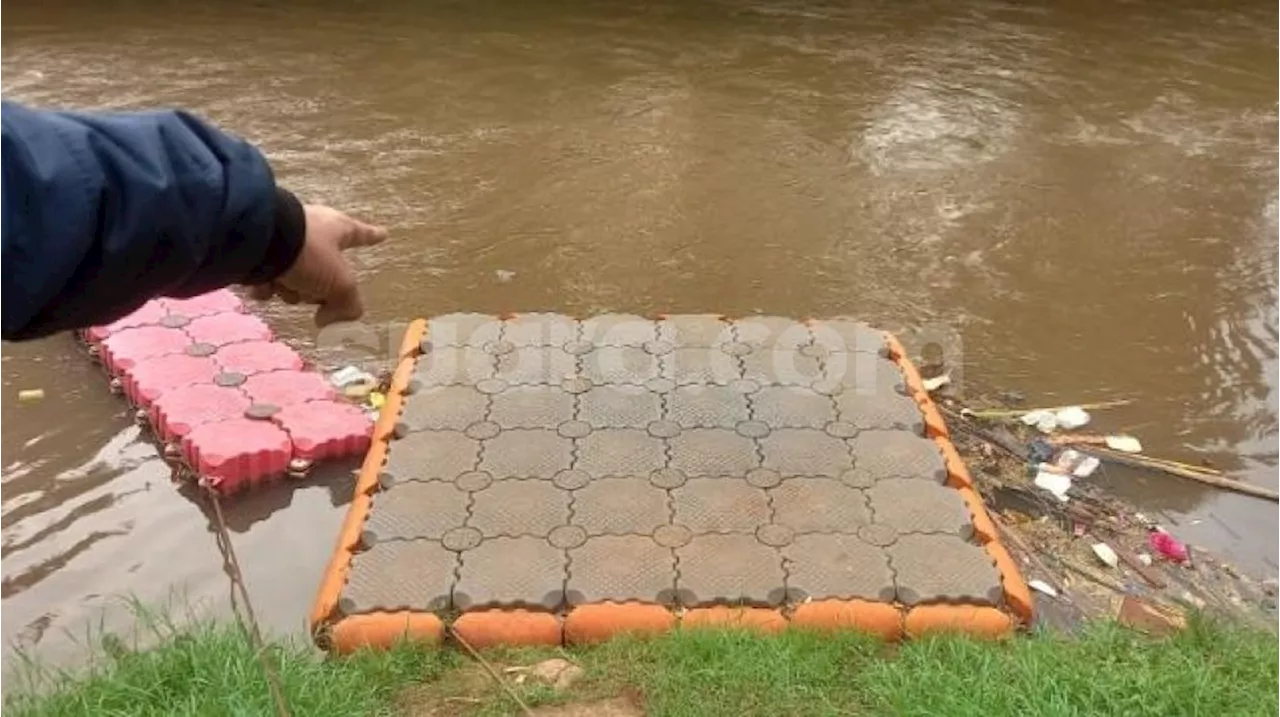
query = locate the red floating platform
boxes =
[80,290,372,495]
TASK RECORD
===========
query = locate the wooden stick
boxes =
[964,400,1132,420]
[448,625,534,716]
[1084,447,1278,502]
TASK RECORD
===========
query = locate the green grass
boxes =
[4,613,457,717]
[7,615,1277,717]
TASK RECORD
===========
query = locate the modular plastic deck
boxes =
[79,290,372,494]
[311,314,1031,651]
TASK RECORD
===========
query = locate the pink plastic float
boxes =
[80,289,372,495]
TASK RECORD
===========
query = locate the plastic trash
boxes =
[921,374,951,392]
[18,389,45,403]
[1055,449,1101,478]
[1055,406,1091,430]
[1136,552,1153,567]
[1149,530,1190,563]
[1028,580,1059,598]
[1021,409,1058,433]
[495,269,517,283]
[1104,435,1143,453]
[1028,438,1056,463]
[1033,469,1072,502]
[329,365,375,388]
[1092,542,1120,568]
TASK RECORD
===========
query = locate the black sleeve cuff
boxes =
[244,187,306,284]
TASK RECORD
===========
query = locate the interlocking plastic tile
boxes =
[496,346,576,385]
[571,477,670,536]
[479,430,573,479]
[100,326,192,374]
[342,539,456,613]
[566,535,676,605]
[581,314,655,347]
[758,429,853,476]
[161,290,244,318]
[274,402,372,462]
[576,429,666,477]
[835,390,925,433]
[866,478,972,538]
[84,301,168,343]
[886,534,1004,606]
[667,429,760,477]
[489,386,575,429]
[731,316,812,350]
[672,478,770,533]
[657,315,733,346]
[783,533,896,602]
[846,430,947,484]
[503,313,578,347]
[212,341,304,375]
[365,481,470,540]
[675,534,787,606]
[182,418,291,492]
[184,312,272,346]
[469,480,569,537]
[414,346,496,386]
[809,319,887,355]
[126,354,218,406]
[769,477,871,533]
[666,386,749,428]
[150,384,251,442]
[454,536,567,610]
[739,348,821,386]
[400,385,489,432]
[384,430,479,482]
[242,370,335,407]
[824,354,908,395]
[580,347,659,384]
[662,347,739,385]
[578,385,661,428]
[750,386,834,429]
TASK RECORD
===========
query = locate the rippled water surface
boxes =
[3,0,1276,669]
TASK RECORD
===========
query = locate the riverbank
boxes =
[6,610,1276,716]
[931,388,1278,631]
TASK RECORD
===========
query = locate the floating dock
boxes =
[311,313,1031,651]
[79,290,372,493]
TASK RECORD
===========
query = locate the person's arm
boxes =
[1,101,306,341]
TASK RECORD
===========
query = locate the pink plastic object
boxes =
[126,354,219,407]
[83,302,168,343]
[274,402,373,462]
[161,291,244,317]
[1149,531,1189,563]
[100,326,192,374]
[182,418,292,493]
[151,384,252,442]
[185,313,273,347]
[77,289,373,496]
[213,341,304,375]
[242,371,336,407]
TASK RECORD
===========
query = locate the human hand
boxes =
[250,205,387,326]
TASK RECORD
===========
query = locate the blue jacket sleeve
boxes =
[1,101,306,341]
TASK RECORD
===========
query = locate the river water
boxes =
[3,0,1276,669]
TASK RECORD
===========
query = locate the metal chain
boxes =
[208,491,293,717]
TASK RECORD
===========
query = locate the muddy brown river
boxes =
[3,0,1276,670]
